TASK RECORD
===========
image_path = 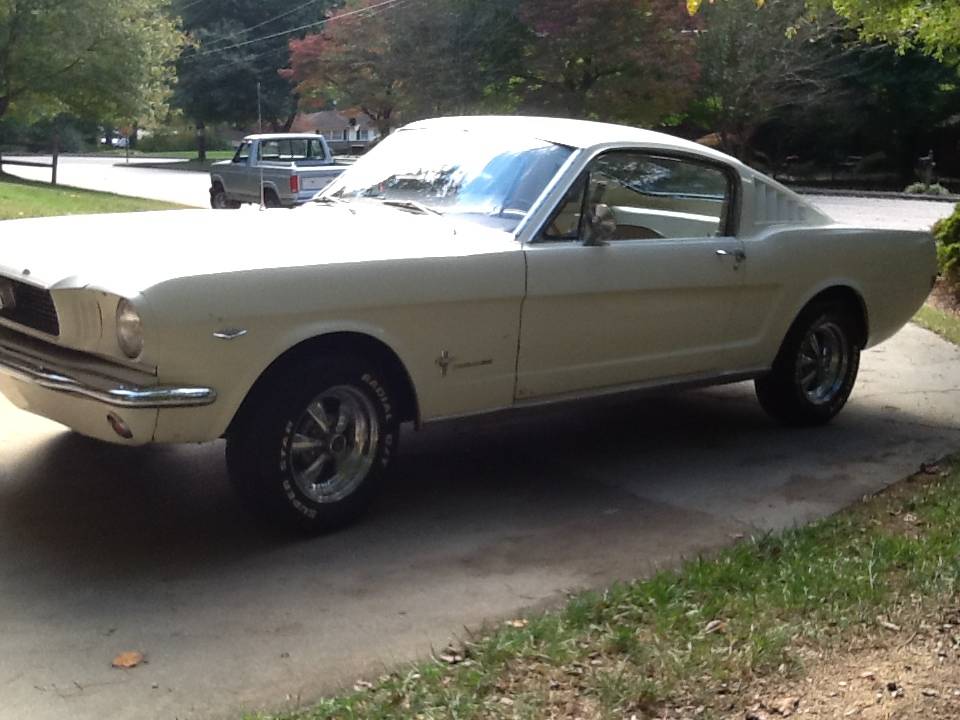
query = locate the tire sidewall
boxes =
[245,357,399,531]
[780,307,860,422]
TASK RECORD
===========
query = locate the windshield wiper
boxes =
[313,195,347,205]
[380,199,443,216]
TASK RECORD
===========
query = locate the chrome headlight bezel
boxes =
[116,299,144,360]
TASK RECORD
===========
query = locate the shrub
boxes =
[905,182,952,196]
[934,204,960,299]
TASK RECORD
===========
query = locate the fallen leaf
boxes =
[504,618,528,629]
[111,651,144,669]
[704,619,727,634]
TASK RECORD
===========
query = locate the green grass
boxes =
[914,303,960,345]
[93,149,235,160]
[0,175,187,220]
[248,458,960,720]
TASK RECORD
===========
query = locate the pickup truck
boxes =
[209,133,351,209]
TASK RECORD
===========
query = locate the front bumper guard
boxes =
[0,343,216,409]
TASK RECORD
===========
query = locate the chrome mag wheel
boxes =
[797,320,850,406]
[286,385,380,504]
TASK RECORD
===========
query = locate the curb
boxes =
[792,187,960,203]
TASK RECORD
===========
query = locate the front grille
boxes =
[0,277,60,336]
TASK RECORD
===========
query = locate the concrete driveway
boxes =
[1,324,958,720]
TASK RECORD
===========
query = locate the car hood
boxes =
[0,204,519,298]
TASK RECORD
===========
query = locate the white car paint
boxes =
[0,116,937,448]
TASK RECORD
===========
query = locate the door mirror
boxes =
[583,202,617,246]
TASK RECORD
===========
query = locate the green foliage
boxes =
[287,0,528,135]
[137,129,232,153]
[933,204,960,292]
[173,0,337,130]
[0,0,185,124]
[287,0,698,132]
[905,182,953,196]
[690,0,846,160]
[694,1,960,62]
[809,0,960,61]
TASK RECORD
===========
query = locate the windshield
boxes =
[325,129,574,231]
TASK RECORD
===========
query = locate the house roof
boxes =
[292,111,377,133]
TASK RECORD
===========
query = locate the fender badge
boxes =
[213,328,248,340]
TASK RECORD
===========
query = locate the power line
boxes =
[182,0,409,61]
[199,0,333,50]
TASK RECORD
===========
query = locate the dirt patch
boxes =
[729,605,960,720]
[928,278,960,316]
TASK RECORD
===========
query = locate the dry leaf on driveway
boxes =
[111,651,144,669]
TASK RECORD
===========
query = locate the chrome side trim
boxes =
[0,344,216,409]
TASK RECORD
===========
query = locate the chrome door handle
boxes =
[716,248,746,261]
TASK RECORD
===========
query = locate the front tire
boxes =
[210,184,240,209]
[226,355,399,534]
[755,303,860,426]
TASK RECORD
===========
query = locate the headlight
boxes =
[116,299,144,359]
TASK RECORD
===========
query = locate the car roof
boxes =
[401,116,741,166]
[243,133,326,141]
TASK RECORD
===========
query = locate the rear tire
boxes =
[262,189,282,209]
[755,302,860,426]
[226,355,399,534]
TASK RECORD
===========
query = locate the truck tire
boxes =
[210,184,240,209]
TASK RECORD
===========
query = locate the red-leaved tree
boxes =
[517,0,700,124]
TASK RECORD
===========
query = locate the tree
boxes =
[809,0,960,60]
[689,0,960,60]
[516,0,700,124]
[286,0,526,136]
[0,0,183,123]
[173,0,337,149]
[690,0,849,160]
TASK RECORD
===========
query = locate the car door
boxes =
[516,150,746,400]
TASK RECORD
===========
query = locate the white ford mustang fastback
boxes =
[0,116,936,532]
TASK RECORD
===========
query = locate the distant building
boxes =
[291,111,381,153]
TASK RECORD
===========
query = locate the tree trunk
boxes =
[196,122,207,163]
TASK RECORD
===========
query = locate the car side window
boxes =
[543,152,732,242]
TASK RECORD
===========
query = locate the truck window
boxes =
[233,142,251,163]
[307,139,327,160]
[260,140,282,161]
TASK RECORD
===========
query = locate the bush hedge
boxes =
[934,204,960,300]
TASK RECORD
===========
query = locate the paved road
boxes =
[1,164,959,719]
[3,156,211,208]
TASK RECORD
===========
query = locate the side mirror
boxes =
[583,203,617,246]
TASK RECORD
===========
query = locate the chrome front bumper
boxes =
[0,341,216,409]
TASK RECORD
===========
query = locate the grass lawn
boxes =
[0,175,186,220]
[94,149,235,161]
[914,303,960,345]
[250,456,960,720]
